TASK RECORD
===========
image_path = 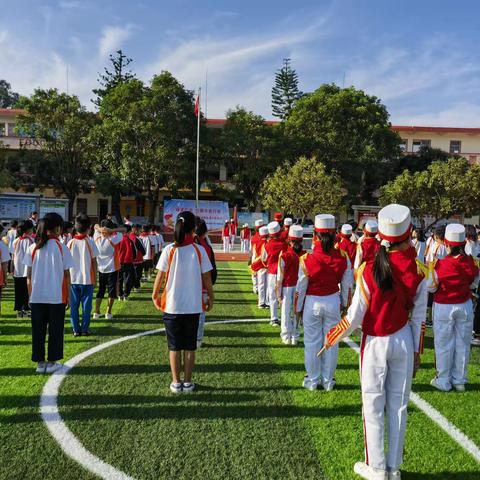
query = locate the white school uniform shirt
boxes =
[150,234,159,254]
[140,234,153,261]
[465,240,479,258]
[12,235,34,277]
[157,242,212,314]
[7,229,17,253]
[24,238,74,304]
[0,240,9,265]
[94,231,123,273]
[67,236,99,285]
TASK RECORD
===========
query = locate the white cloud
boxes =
[98,25,135,58]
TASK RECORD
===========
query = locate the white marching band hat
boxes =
[378,204,412,246]
[314,214,336,232]
[254,219,264,228]
[284,217,293,226]
[243,223,249,228]
[445,224,466,246]
[267,221,281,236]
[288,225,304,240]
[259,226,269,237]
[341,224,353,235]
[365,219,378,233]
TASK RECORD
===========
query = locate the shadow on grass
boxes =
[402,472,480,479]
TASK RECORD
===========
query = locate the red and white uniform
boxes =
[250,227,269,306]
[249,222,264,294]
[13,235,34,278]
[240,226,251,253]
[229,222,236,249]
[428,228,479,391]
[222,224,230,253]
[354,236,380,272]
[94,231,123,273]
[296,214,353,391]
[67,235,99,285]
[336,234,357,266]
[140,233,154,261]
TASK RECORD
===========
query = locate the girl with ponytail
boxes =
[24,212,74,375]
[323,204,428,480]
[152,211,214,394]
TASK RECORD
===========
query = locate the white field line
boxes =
[342,336,480,463]
[40,321,480,480]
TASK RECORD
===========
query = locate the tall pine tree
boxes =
[92,50,135,106]
[271,58,302,120]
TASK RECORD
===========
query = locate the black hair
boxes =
[174,211,196,245]
[133,223,141,230]
[124,214,130,220]
[124,224,132,232]
[31,211,38,215]
[466,225,477,241]
[315,232,335,254]
[10,220,18,228]
[142,224,151,232]
[416,228,426,242]
[435,225,446,240]
[448,245,465,257]
[36,212,64,249]
[17,220,34,237]
[75,213,91,234]
[373,240,404,291]
[364,231,377,238]
[101,219,115,229]
[195,217,208,237]
[291,239,303,255]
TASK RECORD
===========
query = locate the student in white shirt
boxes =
[67,214,99,336]
[7,220,18,273]
[24,213,74,374]
[140,224,154,281]
[93,220,125,320]
[152,211,214,394]
[0,225,9,319]
[12,220,35,318]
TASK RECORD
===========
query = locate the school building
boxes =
[2,107,480,221]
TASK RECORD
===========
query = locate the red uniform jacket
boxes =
[279,247,301,287]
[119,234,135,264]
[362,246,423,337]
[337,236,356,264]
[250,238,268,272]
[433,255,478,304]
[229,223,236,235]
[129,233,144,264]
[302,247,347,297]
[222,226,230,238]
[280,227,290,242]
[360,237,380,264]
[241,228,251,240]
[265,237,287,274]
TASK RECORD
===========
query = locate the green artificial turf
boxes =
[1,263,479,479]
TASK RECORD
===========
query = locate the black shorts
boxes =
[143,259,153,270]
[96,271,119,299]
[163,313,200,351]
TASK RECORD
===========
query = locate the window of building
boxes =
[450,140,461,154]
[7,123,16,137]
[76,198,88,215]
[412,139,431,153]
[0,123,5,136]
[399,139,408,152]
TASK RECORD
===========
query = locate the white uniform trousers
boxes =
[433,300,473,390]
[252,273,258,294]
[257,269,267,306]
[222,237,230,253]
[302,293,340,389]
[241,239,250,253]
[360,322,414,471]
[267,273,279,320]
[280,286,299,341]
[230,234,235,249]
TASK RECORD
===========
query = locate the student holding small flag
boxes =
[323,204,428,480]
[427,224,479,392]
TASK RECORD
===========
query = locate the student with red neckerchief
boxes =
[354,219,380,275]
[249,219,264,294]
[152,211,214,394]
[24,213,74,374]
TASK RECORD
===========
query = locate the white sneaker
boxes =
[169,382,182,394]
[430,378,451,392]
[353,462,388,480]
[302,376,318,391]
[471,337,480,346]
[93,313,100,319]
[388,469,401,480]
[323,380,335,392]
[182,382,196,393]
[105,313,113,320]
[281,337,290,345]
[123,296,129,302]
[197,340,202,349]
[453,384,465,392]
[291,338,298,346]
[45,362,63,374]
[35,362,46,374]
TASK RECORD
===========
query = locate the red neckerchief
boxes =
[74,234,88,240]
[178,234,195,247]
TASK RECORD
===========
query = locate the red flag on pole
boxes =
[233,205,238,228]
[194,94,200,117]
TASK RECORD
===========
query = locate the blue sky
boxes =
[2,0,480,125]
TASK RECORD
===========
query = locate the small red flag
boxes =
[194,94,200,117]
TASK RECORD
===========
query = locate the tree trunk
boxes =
[67,194,76,221]
[148,190,159,224]
[111,190,121,222]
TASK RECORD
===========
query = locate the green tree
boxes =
[271,58,302,120]
[16,89,97,219]
[96,72,197,223]
[261,156,344,221]
[92,50,135,107]
[399,146,451,174]
[0,79,19,108]
[285,84,401,204]
[220,107,279,211]
[380,157,480,228]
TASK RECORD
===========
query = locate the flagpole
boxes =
[196,87,201,208]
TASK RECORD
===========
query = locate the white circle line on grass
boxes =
[40,318,267,480]
[343,336,480,464]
